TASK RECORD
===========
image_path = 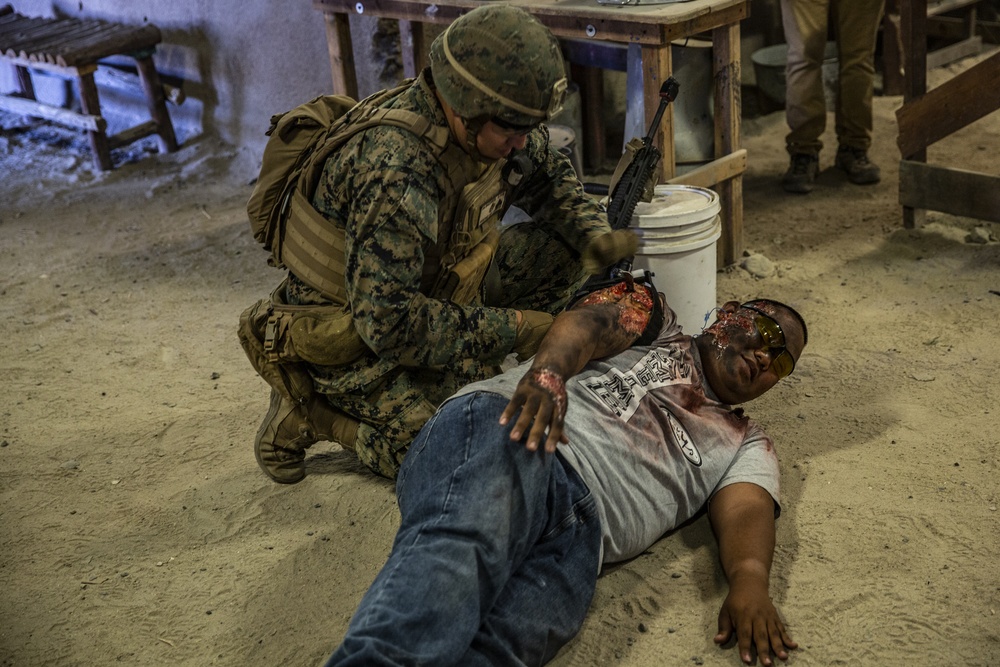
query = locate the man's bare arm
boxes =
[500,281,655,452]
[709,482,797,666]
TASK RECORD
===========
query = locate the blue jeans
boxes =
[325,391,602,666]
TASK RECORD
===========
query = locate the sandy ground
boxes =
[2,52,999,667]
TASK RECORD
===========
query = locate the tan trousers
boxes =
[781,0,885,155]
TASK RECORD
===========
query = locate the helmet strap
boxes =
[462,116,487,162]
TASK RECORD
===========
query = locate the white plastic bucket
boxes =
[630,185,721,333]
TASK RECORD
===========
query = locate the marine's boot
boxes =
[254,389,359,484]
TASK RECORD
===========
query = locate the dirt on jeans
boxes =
[1,51,998,667]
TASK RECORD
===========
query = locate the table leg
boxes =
[324,11,358,98]
[712,22,743,267]
[135,55,179,154]
[641,43,674,182]
[77,70,112,171]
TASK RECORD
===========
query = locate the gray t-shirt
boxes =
[452,308,781,564]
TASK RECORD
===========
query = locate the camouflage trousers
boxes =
[311,219,589,479]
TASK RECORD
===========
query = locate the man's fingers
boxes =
[769,619,796,659]
[499,394,526,426]
[735,616,756,664]
[525,403,553,451]
[714,611,734,645]
[509,395,540,441]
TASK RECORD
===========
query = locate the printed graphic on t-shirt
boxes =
[665,410,701,466]
[578,346,693,421]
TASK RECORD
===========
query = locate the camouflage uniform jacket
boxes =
[290,70,610,395]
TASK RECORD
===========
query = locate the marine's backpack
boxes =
[245,81,450,298]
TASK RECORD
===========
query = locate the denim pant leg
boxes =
[460,456,601,666]
[325,392,599,667]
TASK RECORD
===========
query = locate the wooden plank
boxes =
[712,21,742,266]
[666,148,746,189]
[0,18,72,48]
[0,92,104,131]
[899,160,1000,222]
[925,35,982,69]
[313,0,747,45]
[0,53,94,76]
[929,15,1000,43]
[641,43,674,181]
[56,25,161,66]
[901,0,928,104]
[77,69,112,170]
[15,64,35,99]
[882,0,904,95]
[12,22,116,59]
[107,120,157,150]
[10,23,111,62]
[135,54,178,153]
[323,12,357,98]
[896,48,1000,157]
[927,0,980,16]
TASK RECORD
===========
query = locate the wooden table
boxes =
[311,0,749,265]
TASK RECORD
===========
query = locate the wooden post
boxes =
[135,54,178,154]
[324,11,358,98]
[713,22,742,267]
[901,0,928,229]
[641,43,674,182]
[77,69,112,171]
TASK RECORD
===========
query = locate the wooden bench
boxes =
[0,4,178,170]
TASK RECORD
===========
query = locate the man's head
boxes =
[429,5,568,161]
[695,299,807,405]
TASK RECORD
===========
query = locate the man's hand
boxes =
[709,483,797,666]
[499,367,568,453]
[500,279,657,453]
[581,229,639,275]
[714,574,797,665]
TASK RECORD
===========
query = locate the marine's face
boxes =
[697,300,806,405]
[474,120,530,160]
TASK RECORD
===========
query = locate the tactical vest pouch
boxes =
[237,298,315,404]
[436,228,500,305]
[260,285,369,367]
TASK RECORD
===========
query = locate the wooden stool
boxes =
[0,4,178,170]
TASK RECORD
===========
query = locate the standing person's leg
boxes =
[832,0,885,183]
[781,0,831,192]
[459,456,602,666]
[783,0,831,154]
[325,392,591,666]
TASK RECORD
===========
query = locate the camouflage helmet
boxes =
[429,5,568,129]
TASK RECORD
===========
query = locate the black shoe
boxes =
[782,153,819,194]
[835,146,881,185]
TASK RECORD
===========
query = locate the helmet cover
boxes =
[429,5,568,128]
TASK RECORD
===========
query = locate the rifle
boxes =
[591,76,681,283]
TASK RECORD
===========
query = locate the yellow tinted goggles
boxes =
[741,304,795,379]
